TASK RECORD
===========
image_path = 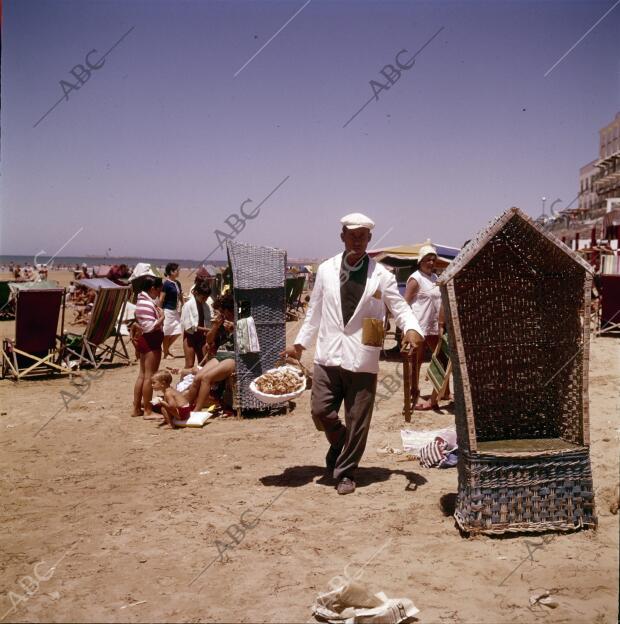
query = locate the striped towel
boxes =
[419,434,458,469]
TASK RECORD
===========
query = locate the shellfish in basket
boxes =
[250,365,307,404]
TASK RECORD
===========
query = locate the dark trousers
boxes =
[311,364,377,480]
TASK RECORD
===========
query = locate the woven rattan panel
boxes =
[455,449,596,534]
[451,218,586,444]
[234,290,286,410]
[226,240,287,412]
[227,241,286,290]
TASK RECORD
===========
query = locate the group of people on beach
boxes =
[121,214,445,495]
[130,263,237,428]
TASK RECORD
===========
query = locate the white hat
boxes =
[418,244,438,261]
[340,212,375,231]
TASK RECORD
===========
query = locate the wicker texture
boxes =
[228,241,286,290]
[455,449,596,534]
[227,241,287,412]
[439,207,597,534]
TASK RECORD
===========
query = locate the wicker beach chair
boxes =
[438,207,597,535]
[63,278,130,369]
[1,283,68,380]
[227,240,287,416]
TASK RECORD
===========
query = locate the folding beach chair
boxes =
[1,285,68,380]
[401,343,414,422]
[285,275,305,319]
[426,331,452,401]
[597,274,620,336]
[0,281,15,320]
[63,278,130,368]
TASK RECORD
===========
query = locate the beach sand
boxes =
[0,269,618,623]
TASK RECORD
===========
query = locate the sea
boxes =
[0,255,313,271]
[0,254,224,270]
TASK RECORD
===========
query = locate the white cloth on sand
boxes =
[400,426,456,456]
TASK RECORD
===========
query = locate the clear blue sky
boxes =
[1,0,619,260]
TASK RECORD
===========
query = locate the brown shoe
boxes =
[337,477,356,495]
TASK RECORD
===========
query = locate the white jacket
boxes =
[295,253,424,374]
[181,296,212,334]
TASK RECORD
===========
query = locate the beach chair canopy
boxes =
[368,242,459,269]
[439,207,593,450]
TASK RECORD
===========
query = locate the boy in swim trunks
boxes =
[151,370,197,428]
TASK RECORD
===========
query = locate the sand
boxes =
[0,269,618,623]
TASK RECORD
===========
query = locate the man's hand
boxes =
[402,330,424,350]
[281,344,304,360]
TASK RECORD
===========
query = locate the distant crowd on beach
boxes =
[4,261,133,283]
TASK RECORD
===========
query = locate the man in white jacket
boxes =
[284,213,424,495]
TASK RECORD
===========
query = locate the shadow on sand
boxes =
[260,464,428,491]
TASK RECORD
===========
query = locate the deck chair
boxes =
[597,274,620,335]
[401,343,414,422]
[0,281,16,320]
[426,331,452,401]
[1,287,68,379]
[285,276,305,318]
[63,280,130,368]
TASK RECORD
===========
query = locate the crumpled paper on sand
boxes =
[400,427,456,456]
[312,581,419,624]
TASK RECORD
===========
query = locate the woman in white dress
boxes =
[404,244,447,410]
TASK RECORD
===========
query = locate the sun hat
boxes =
[418,243,438,262]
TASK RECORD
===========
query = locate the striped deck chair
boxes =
[64,279,130,368]
[1,286,68,380]
[426,331,452,401]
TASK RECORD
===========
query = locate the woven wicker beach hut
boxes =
[438,207,597,534]
[226,240,287,416]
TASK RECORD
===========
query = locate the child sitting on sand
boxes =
[151,370,197,428]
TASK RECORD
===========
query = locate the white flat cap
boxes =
[340,212,375,231]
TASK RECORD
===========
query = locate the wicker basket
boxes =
[438,207,597,535]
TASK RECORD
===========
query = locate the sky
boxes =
[1,0,619,261]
